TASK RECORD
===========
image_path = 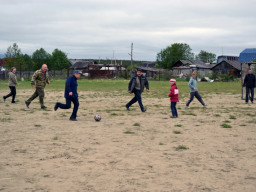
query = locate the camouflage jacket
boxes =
[31,70,49,88]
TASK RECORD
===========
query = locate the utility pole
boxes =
[128,43,133,67]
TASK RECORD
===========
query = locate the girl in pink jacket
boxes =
[168,79,179,118]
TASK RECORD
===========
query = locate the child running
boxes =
[168,78,179,118]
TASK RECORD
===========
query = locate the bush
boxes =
[217,74,235,81]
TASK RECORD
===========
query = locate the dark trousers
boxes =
[27,87,45,107]
[56,97,79,119]
[186,91,205,106]
[4,86,16,103]
[126,90,145,111]
[246,87,254,103]
[171,102,178,117]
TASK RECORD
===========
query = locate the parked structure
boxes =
[217,55,238,64]
[211,60,241,77]
[171,60,213,77]
[238,48,256,62]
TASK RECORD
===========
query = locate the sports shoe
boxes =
[25,101,30,108]
[185,105,189,108]
[69,118,77,121]
[203,104,208,107]
[3,96,6,102]
[12,101,16,104]
[125,105,131,111]
[54,103,58,111]
[142,109,147,112]
[41,106,47,109]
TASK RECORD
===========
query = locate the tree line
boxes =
[3,43,70,71]
[156,43,216,69]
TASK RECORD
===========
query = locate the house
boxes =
[171,60,213,77]
[138,62,160,78]
[211,60,241,77]
[217,55,238,64]
[238,48,256,62]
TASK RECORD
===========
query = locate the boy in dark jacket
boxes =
[54,70,82,121]
[243,69,255,104]
[126,68,149,112]
[168,79,179,118]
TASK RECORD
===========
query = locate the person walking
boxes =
[126,68,149,112]
[186,72,207,108]
[25,64,50,109]
[3,67,17,103]
[168,79,179,118]
[54,70,82,121]
[243,68,255,104]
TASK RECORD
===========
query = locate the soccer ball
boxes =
[94,114,101,121]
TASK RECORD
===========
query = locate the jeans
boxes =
[126,89,145,111]
[4,86,16,103]
[246,87,254,103]
[186,91,205,106]
[56,97,79,119]
[171,102,178,117]
[27,87,45,107]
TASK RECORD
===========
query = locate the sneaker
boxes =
[185,105,189,108]
[41,106,47,109]
[125,105,131,111]
[54,103,58,111]
[25,101,30,108]
[3,96,6,102]
[245,102,248,104]
[11,101,16,104]
[203,104,208,107]
[251,101,254,104]
[69,118,77,121]
[142,109,147,112]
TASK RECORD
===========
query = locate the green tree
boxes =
[196,50,216,63]
[156,43,194,69]
[4,43,24,70]
[32,48,51,70]
[22,54,34,71]
[50,49,70,70]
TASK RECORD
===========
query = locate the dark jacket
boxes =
[65,75,78,98]
[168,84,179,102]
[128,74,149,93]
[243,74,256,88]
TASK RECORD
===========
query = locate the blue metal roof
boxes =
[238,48,256,62]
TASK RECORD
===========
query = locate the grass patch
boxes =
[124,129,135,134]
[246,113,256,117]
[181,111,197,116]
[159,142,164,145]
[214,114,221,117]
[173,130,182,134]
[221,124,232,128]
[110,113,124,116]
[176,145,189,150]
[175,124,182,127]
[223,120,231,123]
[133,123,140,126]
[229,115,236,119]
[239,124,246,126]
[0,118,12,122]
[34,124,41,127]
[53,136,58,140]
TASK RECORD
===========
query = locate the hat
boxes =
[169,78,176,83]
[137,68,142,72]
[74,70,82,74]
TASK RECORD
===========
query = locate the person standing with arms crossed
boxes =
[54,70,82,121]
[3,67,17,103]
[25,64,50,109]
[243,68,255,104]
[186,72,207,108]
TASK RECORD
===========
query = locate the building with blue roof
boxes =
[238,48,256,62]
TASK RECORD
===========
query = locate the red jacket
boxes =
[168,84,179,102]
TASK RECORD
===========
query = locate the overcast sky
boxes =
[0,0,255,61]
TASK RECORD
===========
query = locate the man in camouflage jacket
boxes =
[25,64,50,109]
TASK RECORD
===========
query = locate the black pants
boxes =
[186,91,205,106]
[4,86,16,103]
[126,90,145,111]
[56,97,79,119]
[246,87,254,103]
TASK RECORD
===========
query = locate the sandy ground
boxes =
[0,90,256,192]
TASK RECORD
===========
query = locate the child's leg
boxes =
[171,102,176,117]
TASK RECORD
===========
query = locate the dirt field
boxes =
[0,89,256,192]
